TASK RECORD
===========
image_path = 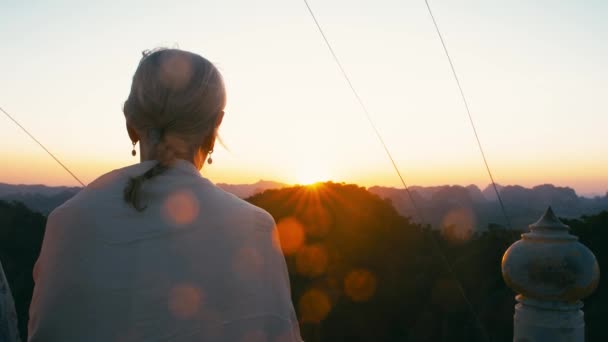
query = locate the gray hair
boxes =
[123,48,226,211]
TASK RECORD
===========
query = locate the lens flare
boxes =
[168,284,203,319]
[296,244,329,277]
[301,204,332,238]
[273,217,305,255]
[298,289,332,323]
[163,189,199,225]
[344,269,377,302]
[440,208,475,244]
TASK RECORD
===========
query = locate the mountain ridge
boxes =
[1,181,606,229]
[368,183,608,230]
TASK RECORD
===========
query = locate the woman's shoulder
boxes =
[46,163,146,218]
[48,161,277,233]
[86,162,154,191]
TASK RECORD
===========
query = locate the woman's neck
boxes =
[138,139,206,170]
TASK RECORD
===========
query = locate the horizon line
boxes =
[1,180,606,197]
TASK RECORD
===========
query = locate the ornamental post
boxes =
[501,207,600,341]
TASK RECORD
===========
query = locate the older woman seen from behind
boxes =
[28,49,302,342]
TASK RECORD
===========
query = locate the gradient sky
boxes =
[1,0,606,195]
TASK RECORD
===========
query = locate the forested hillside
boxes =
[1,183,606,341]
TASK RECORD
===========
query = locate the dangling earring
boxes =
[207,150,213,165]
[131,141,137,157]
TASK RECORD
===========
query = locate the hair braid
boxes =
[123,162,169,211]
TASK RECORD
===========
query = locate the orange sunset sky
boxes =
[1,0,607,195]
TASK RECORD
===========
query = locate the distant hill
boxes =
[481,184,505,201]
[368,184,608,231]
[2,180,606,232]
[0,182,81,197]
[216,180,287,198]
[0,180,287,214]
[0,183,81,214]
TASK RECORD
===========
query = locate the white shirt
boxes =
[28,160,302,342]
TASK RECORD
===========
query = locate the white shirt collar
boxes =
[138,159,205,179]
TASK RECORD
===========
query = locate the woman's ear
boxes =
[215,111,224,128]
[126,122,139,143]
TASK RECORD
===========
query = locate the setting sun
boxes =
[295,166,330,185]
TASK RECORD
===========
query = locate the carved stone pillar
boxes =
[502,207,600,342]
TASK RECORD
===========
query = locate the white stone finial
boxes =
[530,206,570,230]
[501,206,600,341]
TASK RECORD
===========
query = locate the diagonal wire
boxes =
[301,0,424,223]
[423,0,512,230]
[300,1,489,341]
[0,106,86,187]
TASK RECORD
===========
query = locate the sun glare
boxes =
[296,167,329,185]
